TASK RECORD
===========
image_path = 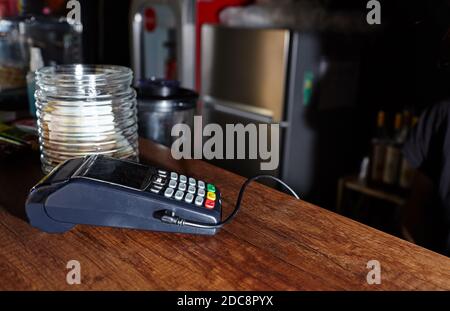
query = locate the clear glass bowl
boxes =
[35,64,139,173]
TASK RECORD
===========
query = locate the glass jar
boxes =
[0,18,28,91]
[35,64,139,173]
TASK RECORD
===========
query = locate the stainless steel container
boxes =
[137,79,197,147]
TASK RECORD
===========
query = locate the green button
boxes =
[207,184,215,193]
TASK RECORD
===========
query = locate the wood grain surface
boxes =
[0,139,449,290]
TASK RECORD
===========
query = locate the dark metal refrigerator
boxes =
[201,25,362,207]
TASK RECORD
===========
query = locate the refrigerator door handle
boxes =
[203,96,289,127]
[279,121,289,128]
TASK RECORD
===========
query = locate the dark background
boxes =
[79,0,450,113]
[75,0,450,205]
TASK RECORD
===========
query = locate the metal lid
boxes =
[136,78,198,101]
[138,99,196,112]
[136,78,198,112]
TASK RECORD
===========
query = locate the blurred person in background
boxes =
[402,103,450,256]
[400,1,450,257]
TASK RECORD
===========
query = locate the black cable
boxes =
[158,175,300,229]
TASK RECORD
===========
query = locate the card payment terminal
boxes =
[26,155,222,235]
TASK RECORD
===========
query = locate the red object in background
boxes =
[45,0,66,15]
[0,0,18,17]
[145,8,157,32]
[196,0,251,91]
[42,6,51,15]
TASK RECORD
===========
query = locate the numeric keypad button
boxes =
[185,193,194,204]
[198,181,205,189]
[174,190,184,201]
[188,185,196,194]
[164,188,174,198]
[168,180,177,188]
[195,196,204,206]
[170,172,178,180]
[178,183,186,191]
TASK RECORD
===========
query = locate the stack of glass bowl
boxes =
[35,64,139,173]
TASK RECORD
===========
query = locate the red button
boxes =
[145,8,156,32]
[205,199,215,209]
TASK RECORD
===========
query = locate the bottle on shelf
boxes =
[398,110,411,144]
[412,116,419,127]
[370,111,388,184]
[382,113,402,186]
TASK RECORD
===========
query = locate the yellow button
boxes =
[207,192,216,201]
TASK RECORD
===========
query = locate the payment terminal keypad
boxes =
[147,170,219,210]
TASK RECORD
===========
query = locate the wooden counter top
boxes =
[0,139,449,290]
